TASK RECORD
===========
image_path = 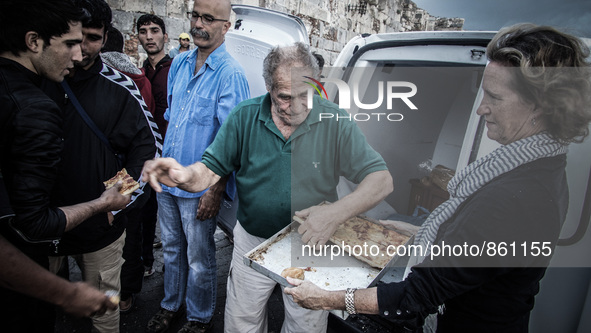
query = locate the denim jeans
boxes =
[158,191,217,323]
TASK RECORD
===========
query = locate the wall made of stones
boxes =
[107,0,193,66]
[108,0,463,67]
[235,0,404,66]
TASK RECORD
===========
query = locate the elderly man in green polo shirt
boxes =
[142,42,393,333]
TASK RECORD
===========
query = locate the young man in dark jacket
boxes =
[41,0,161,331]
[101,25,158,313]
[0,0,131,331]
[114,14,172,313]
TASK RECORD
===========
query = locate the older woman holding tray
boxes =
[284,23,591,333]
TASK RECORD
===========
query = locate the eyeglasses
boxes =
[186,11,228,25]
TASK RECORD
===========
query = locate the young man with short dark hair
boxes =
[41,0,161,331]
[0,0,130,331]
[135,13,173,295]
[137,13,172,137]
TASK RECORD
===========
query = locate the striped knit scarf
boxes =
[404,133,567,333]
[405,133,567,273]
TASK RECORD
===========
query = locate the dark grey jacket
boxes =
[42,58,161,255]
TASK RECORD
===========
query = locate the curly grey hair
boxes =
[487,23,591,144]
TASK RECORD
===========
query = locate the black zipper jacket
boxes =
[0,57,67,254]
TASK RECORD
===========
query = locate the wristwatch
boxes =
[345,288,357,315]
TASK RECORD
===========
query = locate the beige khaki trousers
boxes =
[49,231,126,333]
[224,222,328,333]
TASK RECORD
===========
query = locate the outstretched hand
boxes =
[141,158,192,192]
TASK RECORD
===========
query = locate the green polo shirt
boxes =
[202,93,387,238]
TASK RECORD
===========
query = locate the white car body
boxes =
[330,31,591,333]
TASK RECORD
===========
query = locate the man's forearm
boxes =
[286,279,380,314]
[332,170,393,222]
[295,170,393,245]
[181,162,221,193]
[60,197,108,232]
[0,234,75,304]
[209,173,229,196]
[0,234,114,316]
[59,183,131,231]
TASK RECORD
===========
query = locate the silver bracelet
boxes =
[345,288,357,315]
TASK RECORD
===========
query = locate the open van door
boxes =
[326,31,494,219]
[216,5,309,237]
[225,4,308,97]
[326,32,591,332]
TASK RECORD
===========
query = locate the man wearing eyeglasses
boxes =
[145,0,250,332]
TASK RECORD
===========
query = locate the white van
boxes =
[224,5,591,332]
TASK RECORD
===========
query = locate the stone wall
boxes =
[106,0,192,66]
[107,0,463,66]
[250,0,401,65]
[233,0,464,64]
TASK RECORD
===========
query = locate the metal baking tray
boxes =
[243,220,414,291]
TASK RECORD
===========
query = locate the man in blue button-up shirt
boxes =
[146,0,250,332]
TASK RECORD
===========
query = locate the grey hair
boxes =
[263,42,320,91]
[487,23,591,144]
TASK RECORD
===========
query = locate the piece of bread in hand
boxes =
[281,267,305,280]
[103,168,139,195]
